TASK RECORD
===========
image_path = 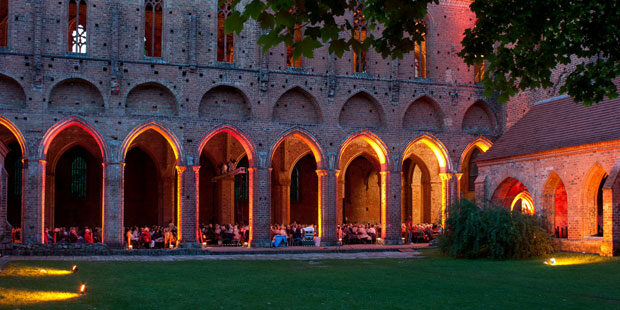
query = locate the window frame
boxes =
[352,4,367,74]
[217,0,235,63]
[67,0,88,55]
[0,0,9,48]
[144,0,164,58]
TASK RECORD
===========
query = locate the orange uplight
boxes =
[439,173,451,228]
[79,284,87,294]
[361,136,386,166]
[380,171,388,239]
[0,115,27,157]
[0,288,80,306]
[544,256,606,266]
[2,266,72,277]
[176,166,186,242]
[511,191,535,215]
[122,122,181,162]
[40,119,107,161]
[40,160,46,243]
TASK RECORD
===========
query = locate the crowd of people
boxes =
[126,223,179,249]
[270,224,319,247]
[41,227,101,244]
[338,224,381,244]
[402,220,439,243]
[198,224,250,246]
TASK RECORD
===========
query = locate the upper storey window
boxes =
[474,57,485,83]
[414,28,426,78]
[352,4,367,73]
[68,0,87,54]
[145,0,163,57]
[217,0,234,63]
[0,0,7,47]
[286,24,302,67]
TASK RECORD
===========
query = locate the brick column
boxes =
[103,162,124,247]
[601,161,620,256]
[385,170,402,245]
[22,159,45,244]
[452,173,463,204]
[273,172,290,224]
[249,167,271,247]
[439,173,451,228]
[0,142,8,246]
[179,166,199,247]
[317,169,338,245]
[216,176,235,224]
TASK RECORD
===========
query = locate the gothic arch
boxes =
[582,163,608,237]
[0,113,28,158]
[491,177,532,210]
[39,116,109,163]
[0,73,26,109]
[267,127,326,170]
[272,86,322,125]
[48,77,105,112]
[199,85,251,121]
[337,130,390,172]
[197,124,256,168]
[542,171,568,237]
[401,133,451,172]
[402,96,443,131]
[120,120,184,165]
[462,100,497,134]
[338,91,385,128]
[125,82,178,116]
[458,137,492,171]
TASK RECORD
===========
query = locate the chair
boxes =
[302,229,315,246]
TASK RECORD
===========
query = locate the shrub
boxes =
[439,199,553,259]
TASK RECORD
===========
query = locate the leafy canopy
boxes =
[223,0,620,105]
[460,0,620,105]
[223,0,435,60]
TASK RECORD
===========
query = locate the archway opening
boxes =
[492,177,534,214]
[596,175,608,237]
[44,125,103,244]
[123,129,178,247]
[542,173,568,238]
[198,131,250,245]
[461,148,481,200]
[270,134,320,230]
[0,120,24,243]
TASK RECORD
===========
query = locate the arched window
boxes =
[352,4,367,73]
[474,57,485,83]
[467,148,480,192]
[145,0,163,57]
[0,0,8,47]
[71,156,87,200]
[414,27,426,78]
[290,165,300,202]
[286,25,302,67]
[68,0,87,53]
[217,0,234,63]
[596,175,607,236]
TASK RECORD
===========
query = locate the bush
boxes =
[439,199,553,259]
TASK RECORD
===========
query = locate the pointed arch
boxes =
[268,127,326,170]
[0,73,27,109]
[401,133,451,172]
[403,95,443,131]
[582,163,608,237]
[339,91,386,128]
[492,177,532,210]
[462,100,497,134]
[337,130,389,172]
[197,124,256,168]
[542,171,568,237]
[39,116,109,162]
[459,137,492,171]
[120,120,184,164]
[272,86,322,125]
[0,113,27,159]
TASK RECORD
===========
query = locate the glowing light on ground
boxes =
[2,266,73,277]
[0,288,80,306]
[544,256,607,266]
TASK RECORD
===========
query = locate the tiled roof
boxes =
[478,95,620,162]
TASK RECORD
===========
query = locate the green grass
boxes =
[1,249,620,309]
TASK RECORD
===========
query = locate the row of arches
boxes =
[0,73,498,133]
[491,165,610,239]
[0,114,491,245]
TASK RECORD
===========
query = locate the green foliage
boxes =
[222,0,435,59]
[440,199,553,259]
[459,0,620,105]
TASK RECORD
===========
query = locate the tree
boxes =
[224,0,619,106]
[460,0,620,105]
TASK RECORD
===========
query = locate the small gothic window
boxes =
[414,26,427,78]
[68,0,87,54]
[234,156,248,202]
[352,4,367,73]
[467,148,480,192]
[474,57,485,83]
[217,0,234,63]
[286,24,303,67]
[145,0,163,57]
[290,166,300,202]
[71,156,87,200]
[0,0,8,47]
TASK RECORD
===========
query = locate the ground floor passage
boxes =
[0,117,502,248]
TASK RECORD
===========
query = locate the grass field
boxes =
[1,249,619,309]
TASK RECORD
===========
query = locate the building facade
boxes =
[0,0,506,247]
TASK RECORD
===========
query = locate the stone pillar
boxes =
[0,142,9,246]
[601,160,620,256]
[179,166,199,246]
[249,167,271,247]
[452,173,463,204]
[22,159,45,244]
[103,162,124,247]
[317,169,338,245]
[385,170,402,245]
[439,173,451,228]
[274,172,290,225]
[216,176,235,224]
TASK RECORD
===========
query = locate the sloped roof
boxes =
[478,95,620,162]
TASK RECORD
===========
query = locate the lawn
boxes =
[1,249,620,309]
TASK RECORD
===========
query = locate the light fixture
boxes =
[128,245,133,250]
[39,269,47,274]
[79,284,87,295]
[72,265,79,273]
[202,242,207,248]
[550,258,556,265]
